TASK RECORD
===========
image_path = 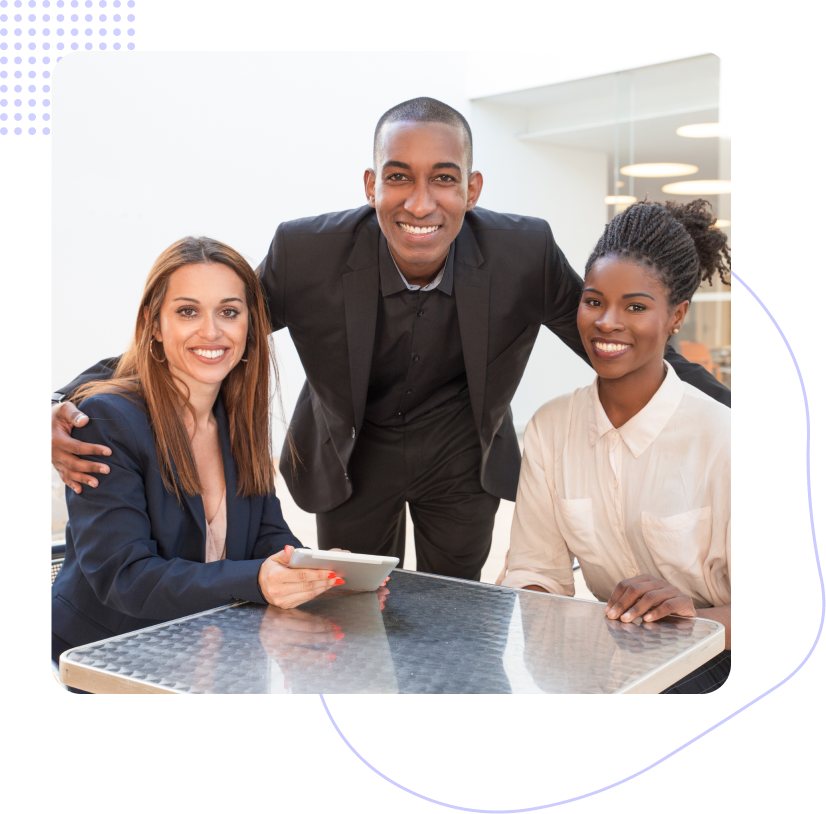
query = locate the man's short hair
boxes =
[373,97,473,173]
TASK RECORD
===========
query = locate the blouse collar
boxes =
[588,361,685,458]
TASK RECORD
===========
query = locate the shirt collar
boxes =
[378,235,455,297]
[587,361,685,458]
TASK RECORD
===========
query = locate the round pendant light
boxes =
[605,195,637,205]
[676,123,720,138]
[662,180,731,195]
[620,163,698,178]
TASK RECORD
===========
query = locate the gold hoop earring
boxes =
[149,338,166,363]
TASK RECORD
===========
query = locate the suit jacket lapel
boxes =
[343,216,380,432]
[454,220,489,434]
[181,490,207,562]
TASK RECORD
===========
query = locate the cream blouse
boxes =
[498,362,730,609]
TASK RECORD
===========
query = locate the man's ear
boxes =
[466,170,483,211]
[364,168,377,208]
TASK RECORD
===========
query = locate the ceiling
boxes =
[473,55,728,213]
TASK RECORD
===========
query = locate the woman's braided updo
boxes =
[584,198,731,307]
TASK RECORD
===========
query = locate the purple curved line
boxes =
[320,270,823,812]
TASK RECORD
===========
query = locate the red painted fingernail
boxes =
[330,624,341,631]
[334,632,345,640]
[327,653,337,661]
[327,572,337,579]
[334,578,345,585]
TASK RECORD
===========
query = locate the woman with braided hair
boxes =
[498,199,731,693]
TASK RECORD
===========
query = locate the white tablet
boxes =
[288,549,399,592]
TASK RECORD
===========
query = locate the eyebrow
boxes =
[171,297,244,304]
[382,160,463,175]
[582,287,655,301]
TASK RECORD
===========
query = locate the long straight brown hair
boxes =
[74,237,280,500]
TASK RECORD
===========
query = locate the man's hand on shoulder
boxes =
[51,401,112,494]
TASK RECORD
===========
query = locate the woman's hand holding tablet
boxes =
[257,545,343,609]
[288,548,398,593]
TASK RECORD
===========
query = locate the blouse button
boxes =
[612,479,618,488]
[610,431,619,440]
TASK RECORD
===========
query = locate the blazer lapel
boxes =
[214,398,249,562]
[342,217,380,432]
[181,490,207,562]
[453,220,489,434]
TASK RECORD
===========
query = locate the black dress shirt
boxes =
[364,237,469,426]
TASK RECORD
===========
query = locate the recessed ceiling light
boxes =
[621,163,698,178]
[714,219,731,228]
[677,123,720,138]
[605,195,637,205]
[662,180,731,195]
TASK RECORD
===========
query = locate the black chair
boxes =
[51,540,68,692]
[51,543,65,585]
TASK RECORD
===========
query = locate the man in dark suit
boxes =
[52,97,730,582]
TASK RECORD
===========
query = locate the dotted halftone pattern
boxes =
[0,0,135,135]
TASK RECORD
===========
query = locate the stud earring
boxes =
[672,327,680,334]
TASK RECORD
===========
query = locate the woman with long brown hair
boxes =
[52,237,342,666]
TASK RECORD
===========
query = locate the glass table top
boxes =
[60,570,723,694]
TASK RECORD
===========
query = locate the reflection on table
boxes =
[59,570,723,694]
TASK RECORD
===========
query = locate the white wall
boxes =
[471,101,604,429]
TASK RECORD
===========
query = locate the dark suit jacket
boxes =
[59,206,730,514]
[52,392,302,659]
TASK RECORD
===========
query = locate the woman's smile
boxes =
[189,345,231,364]
[590,339,633,360]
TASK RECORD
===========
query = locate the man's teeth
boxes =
[594,342,630,353]
[400,223,440,235]
[192,349,227,359]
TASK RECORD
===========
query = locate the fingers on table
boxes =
[640,594,697,622]
[605,577,665,620]
[619,585,679,622]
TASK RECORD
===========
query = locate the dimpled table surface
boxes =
[59,570,724,694]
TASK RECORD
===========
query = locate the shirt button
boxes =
[412,355,420,362]
[610,431,619,440]
[629,569,637,577]
[344,472,350,481]
[405,389,413,395]
[612,479,618,488]
[351,427,355,439]
[417,310,424,317]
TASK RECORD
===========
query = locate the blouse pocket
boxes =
[641,506,712,588]
[555,496,604,567]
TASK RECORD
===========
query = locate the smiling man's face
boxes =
[364,120,483,285]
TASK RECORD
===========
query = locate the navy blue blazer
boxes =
[52,392,304,662]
